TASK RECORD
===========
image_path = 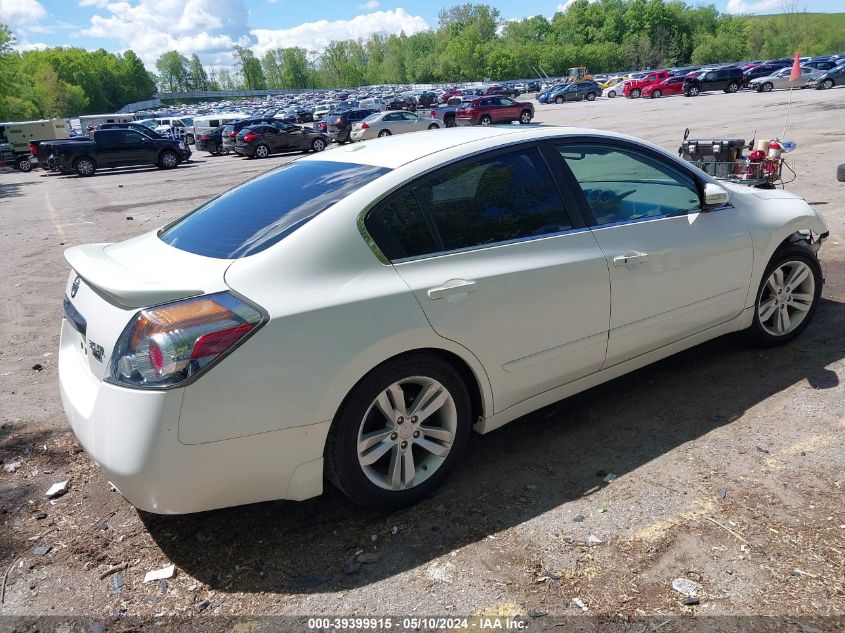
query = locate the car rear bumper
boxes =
[327,129,348,141]
[194,140,217,152]
[59,317,330,514]
[455,118,478,126]
[234,143,255,156]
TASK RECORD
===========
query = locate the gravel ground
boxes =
[1,87,843,632]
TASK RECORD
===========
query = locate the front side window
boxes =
[558,143,701,226]
[160,161,389,259]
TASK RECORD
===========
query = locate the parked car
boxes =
[808,63,845,89]
[623,70,670,98]
[195,126,226,155]
[233,122,328,158]
[683,67,744,96]
[455,96,535,126]
[640,76,687,98]
[742,63,788,86]
[193,113,248,138]
[546,81,602,104]
[221,117,280,153]
[350,111,440,141]
[326,108,378,144]
[53,129,188,176]
[429,95,479,128]
[604,81,625,98]
[58,126,829,514]
[803,58,838,71]
[536,83,565,103]
[749,65,824,92]
[526,80,541,92]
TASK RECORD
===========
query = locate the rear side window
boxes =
[160,161,389,259]
[366,146,572,261]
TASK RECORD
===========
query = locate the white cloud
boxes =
[1,0,47,26]
[358,0,380,9]
[252,8,429,57]
[78,0,111,8]
[80,0,252,67]
[556,0,599,12]
[725,0,781,13]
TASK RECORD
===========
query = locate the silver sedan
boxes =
[750,65,824,92]
[350,111,440,141]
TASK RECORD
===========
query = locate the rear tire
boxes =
[311,138,326,152]
[519,110,532,124]
[254,144,270,159]
[822,79,834,90]
[746,247,822,347]
[427,123,439,130]
[75,157,96,177]
[554,96,563,104]
[585,92,596,101]
[324,352,472,510]
[16,157,32,172]
[686,85,700,97]
[445,117,456,128]
[607,90,616,98]
[479,115,492,125]
[762,82,773,92]
[726,82,739,93]
[378,129,391,137]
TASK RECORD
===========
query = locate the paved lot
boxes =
[0,87,843,630]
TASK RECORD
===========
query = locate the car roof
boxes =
[303,126,649,170]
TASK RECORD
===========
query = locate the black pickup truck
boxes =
[32,123,190,172]
[54,129,189,176]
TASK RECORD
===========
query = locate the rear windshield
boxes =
[159,161,390,259]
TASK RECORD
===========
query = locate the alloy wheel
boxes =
[161,152,178,168]
[762,82,773,92]
[652,90,661,98]
[312,138,326,151]
[76,159,95,176]
[822,79,833,89]
[357,377,457,491]
[520,111,532,124]
[480,116,492,125]
[255,144,269,158]
[757,260,815,337]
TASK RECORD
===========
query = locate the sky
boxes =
[0,0,839,70]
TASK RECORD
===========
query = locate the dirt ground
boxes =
[1,87,843,632]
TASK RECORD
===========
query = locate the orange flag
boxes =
[789,51,801,82]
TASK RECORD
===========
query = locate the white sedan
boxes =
[59,127,828,513]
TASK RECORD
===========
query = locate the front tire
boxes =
[607,90,616,98]
[158,150,179,169]
[686,86,700,97]
[519,110,532,124]
[822,79,834,90]
[651,89,662,98]
[747,247,822,347]
[630,88,641,99]
[585,92,596,101]
[311,137,326,152]
[762,82,773,93]
[325,353,472,510]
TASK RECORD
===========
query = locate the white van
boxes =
[192,113,248,138]
[78,113,134,132]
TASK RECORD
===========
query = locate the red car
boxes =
[454,96,534,126]
[623,70,670,98]
[640,75,688,98]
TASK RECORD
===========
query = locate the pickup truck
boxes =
[428,95,478,127]
[54,129,189,177]
[622,70,670,98]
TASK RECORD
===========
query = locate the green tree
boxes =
[280,47,311,88]
[233,46,266,89]
[156,50,190,92]
[188,54,209,91]
[32,64,89,117]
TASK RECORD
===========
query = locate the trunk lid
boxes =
[63,231,232,380]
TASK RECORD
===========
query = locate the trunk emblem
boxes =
[88,340,104,362]
[71,276,81,298]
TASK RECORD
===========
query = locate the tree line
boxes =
[2,1,843,119]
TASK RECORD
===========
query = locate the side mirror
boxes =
[703,182,729,209]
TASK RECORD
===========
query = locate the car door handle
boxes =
[427,279,478,300]
[613,251,649,267]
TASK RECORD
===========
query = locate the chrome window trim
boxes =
[391,226,590,265]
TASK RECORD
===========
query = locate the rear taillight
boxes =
[30,143,37,155]
[361,123,369,129]
[200,135,211,141]
[229,131,236,138]
[110,292,264,388]
[242,132,257,142]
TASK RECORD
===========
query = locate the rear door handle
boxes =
[427,279,477,300]
[613,251,649,267]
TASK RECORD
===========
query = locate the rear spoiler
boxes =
[64,243,202,309]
